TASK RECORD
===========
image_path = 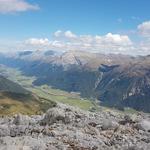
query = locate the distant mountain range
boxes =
[0,50,150,112]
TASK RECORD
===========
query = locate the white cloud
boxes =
[138,21,150,37]
[54,30,77,39]
[23,31,134,54]
[54,30,62,37]
[0,0,39,14]
[51,40,65,48]
[103,33,132,45]
[80,35,93,43]
[54,30,132,46]
[64,30,77,38]
[5,21,150,56]
[25,38,50,46]
[137,39,150,53]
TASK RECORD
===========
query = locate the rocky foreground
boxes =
[0,104,150,150]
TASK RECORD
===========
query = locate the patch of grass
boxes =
[0,92,56,116]
[123,107,138,114]
[29,86,97,111]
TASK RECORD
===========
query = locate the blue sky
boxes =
[0,0,150,55]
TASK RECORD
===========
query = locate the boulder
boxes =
[13,114,31,126]
[0,125,10,137]
[137,120,150,131]
[40,106,75,125]
[101,119,119,130]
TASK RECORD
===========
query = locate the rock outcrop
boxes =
[0,103,150,150]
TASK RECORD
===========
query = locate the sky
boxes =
[0,0,150,55]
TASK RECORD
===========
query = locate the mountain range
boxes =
[0,50,150,112]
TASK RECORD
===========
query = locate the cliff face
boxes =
[95,62,150,112]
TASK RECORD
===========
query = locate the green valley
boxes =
[0,65,99,113]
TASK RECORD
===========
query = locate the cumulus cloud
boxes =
[25,38,50,46]
[138,21,150,37]
[54,30,62,37]
[0,0,39,14]
[3,18,150,56]
[23,31,134,54]
[64,31,77,38]
[54,30,77,39]
[2,28,149,55]
[5,20,150,55]
[54,30,132,45]
[101,33,132,46]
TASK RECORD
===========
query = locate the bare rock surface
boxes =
[0,103,150,150]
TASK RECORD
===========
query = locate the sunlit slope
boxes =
[0,75,56,115]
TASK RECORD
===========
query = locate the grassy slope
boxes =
[0,93,39,115]
[0,91,56,116]
[30,85,97,111]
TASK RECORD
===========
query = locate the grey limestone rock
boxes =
[0,103,149,150]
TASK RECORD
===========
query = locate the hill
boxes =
[0,75,29,94]
[0,75,56,115]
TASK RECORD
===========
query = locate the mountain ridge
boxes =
[0,50,150,112]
